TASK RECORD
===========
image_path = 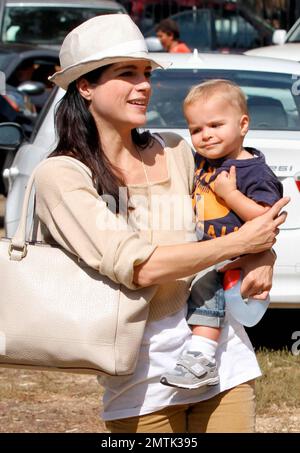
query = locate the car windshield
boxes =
[146,69,300,131]
[1,5,124,45]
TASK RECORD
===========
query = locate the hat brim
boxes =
[49,54,170,90]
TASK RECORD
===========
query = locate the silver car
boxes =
[2,52,300,308]
[0,0,126,46]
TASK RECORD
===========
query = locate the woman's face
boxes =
[80,60,152,131]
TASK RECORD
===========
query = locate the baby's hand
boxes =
[214,166,237,201]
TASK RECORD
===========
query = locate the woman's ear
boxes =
[240,114,249,136]
[77,78,93,101]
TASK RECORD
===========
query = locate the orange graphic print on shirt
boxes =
[193,161,239,239]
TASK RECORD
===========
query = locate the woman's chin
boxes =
[131,117,147,129]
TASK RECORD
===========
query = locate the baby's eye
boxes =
[145,71,152,79]
[191,128,201,135]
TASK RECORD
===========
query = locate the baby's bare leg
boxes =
[192,325,221,342]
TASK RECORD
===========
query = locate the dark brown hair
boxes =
[49,66,153,211]
[155,18,180,40]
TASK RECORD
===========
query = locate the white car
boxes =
[245,17,300,62]
[1,52,300,308]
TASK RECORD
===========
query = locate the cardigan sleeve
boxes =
[34,159,157,290]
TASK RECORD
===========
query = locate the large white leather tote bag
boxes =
[0,158,150,375]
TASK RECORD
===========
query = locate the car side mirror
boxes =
[0,123,24,152]
[272,29,287,45]
[17,81,46,95]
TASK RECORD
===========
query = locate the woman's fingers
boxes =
[232,197,289,256]
[251,290,270,300]
[266,197,289,235]
[274,211,288,228]
[241,277,271,299]
[266,197,290,220]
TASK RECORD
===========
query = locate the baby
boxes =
[161,79,283,389]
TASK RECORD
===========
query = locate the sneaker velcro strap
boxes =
[176,354,208,378]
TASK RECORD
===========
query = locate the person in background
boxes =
[155,18,191,53]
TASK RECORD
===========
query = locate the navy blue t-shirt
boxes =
[193,147,283,241]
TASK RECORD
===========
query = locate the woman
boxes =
[34,14,288,433]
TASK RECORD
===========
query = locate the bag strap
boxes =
[9,156,92,261]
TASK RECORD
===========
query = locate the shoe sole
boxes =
[160,376,219,390]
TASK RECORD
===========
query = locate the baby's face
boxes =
[185,95,249,160]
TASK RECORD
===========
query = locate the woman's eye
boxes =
[120,71,134,77]
[118,70,152,79]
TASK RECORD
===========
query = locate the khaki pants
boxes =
[105,381,256,433]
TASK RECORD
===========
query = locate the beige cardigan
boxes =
[34,132,196,321]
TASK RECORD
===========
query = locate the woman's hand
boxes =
[235,197,289,255]
[219,250,276,299]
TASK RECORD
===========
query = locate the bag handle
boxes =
[8,156,92,261]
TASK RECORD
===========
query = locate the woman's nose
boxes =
[136,78,151,91]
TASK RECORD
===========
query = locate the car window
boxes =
[6,56,59,89]
[215,15,259,49]
[0,52,13,71]
[170,10,215,51]
[2,5,124,45]
[146,69,300,131]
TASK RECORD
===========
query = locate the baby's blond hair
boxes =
[184,79,248,116]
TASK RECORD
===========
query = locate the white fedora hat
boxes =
[49,14,168,90]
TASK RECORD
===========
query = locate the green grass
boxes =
[255,348,300,414]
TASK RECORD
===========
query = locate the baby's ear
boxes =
[240,114,249,136]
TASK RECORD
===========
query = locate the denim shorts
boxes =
[187,266,225,328]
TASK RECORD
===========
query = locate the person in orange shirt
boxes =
[155,18,191,53]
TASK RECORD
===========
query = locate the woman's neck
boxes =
[99,127,141,175]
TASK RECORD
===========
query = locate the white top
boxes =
[101,133,261,420]
[101,307,261,421]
